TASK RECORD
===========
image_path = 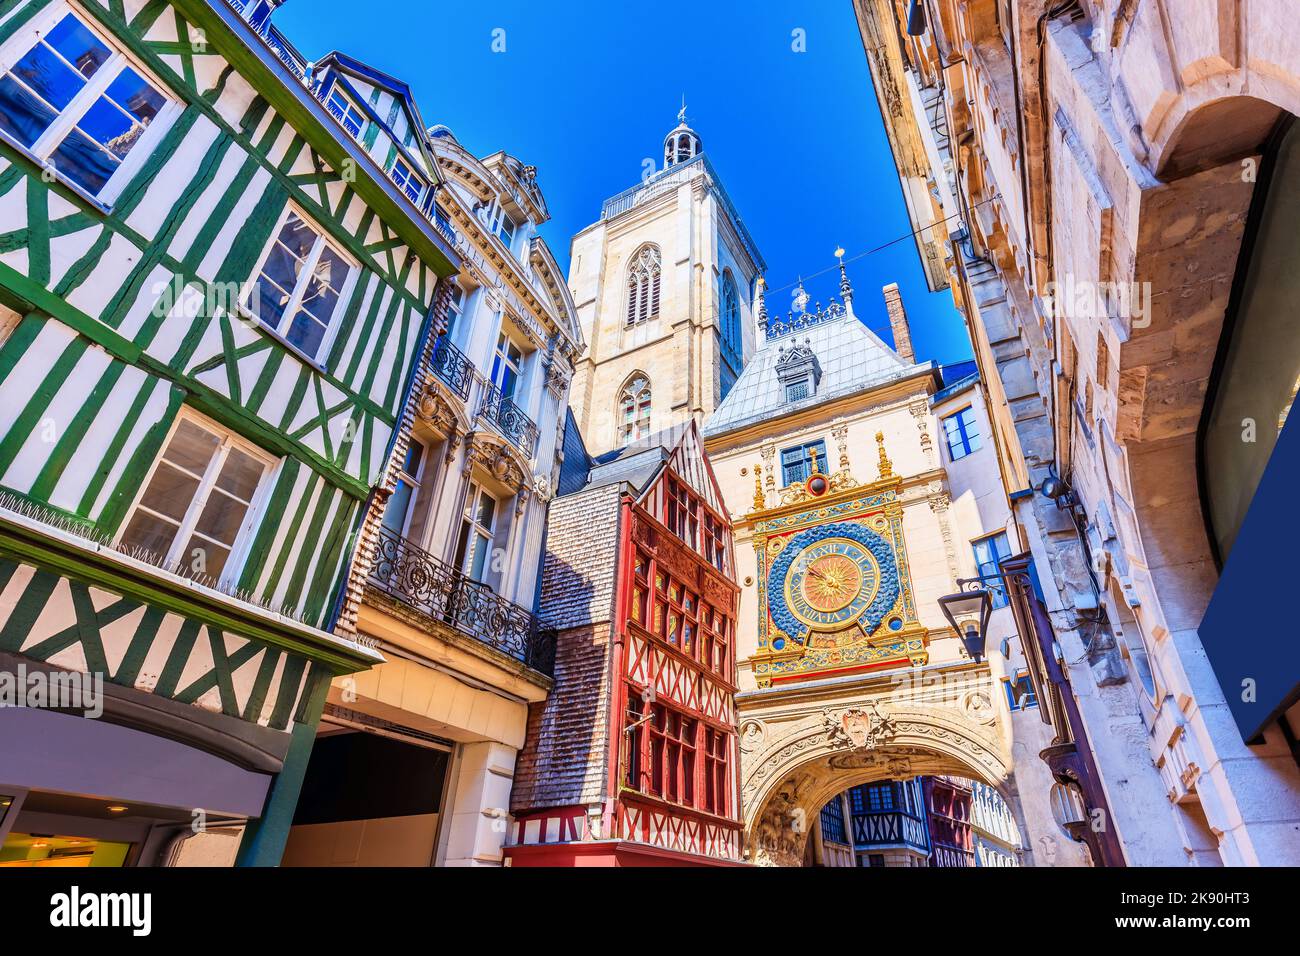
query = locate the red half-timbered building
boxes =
[506,419,745,865]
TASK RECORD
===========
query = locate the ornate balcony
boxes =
[479,380,540,457]
[368,527,553,673]
[430,336,473,401]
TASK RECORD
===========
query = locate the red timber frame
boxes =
[607,464,745,862]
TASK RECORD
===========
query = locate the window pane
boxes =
[214,448,263,501]
[469,532,489,580]
[137,462,201,521]
[103,65,164,126]
[47,125,117,193]
[166,420,222,474]
[476,491,496,528]
[0,74,59,147]
[381,478,413,535]
[182,535,231,579]
[284,309,327,357]
[276,213,318,260]
[194,488,249,546]
[45,15,112,80]
[75,95,140,159]
[403,439,425,477]
[119,509,179,558]
[11,40,85,112]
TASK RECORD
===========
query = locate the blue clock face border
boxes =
[767,521,901,646]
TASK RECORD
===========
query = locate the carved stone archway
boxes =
[737,661,1023,867]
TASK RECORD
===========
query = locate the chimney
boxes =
[882,283,915,364]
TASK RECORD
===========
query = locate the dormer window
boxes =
[784,377,811,403]
[325,86,364,138]
[388,155,424,204]
[775,340,822,404]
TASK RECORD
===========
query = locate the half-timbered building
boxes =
[506,420,744,865]
[0,0,464,866]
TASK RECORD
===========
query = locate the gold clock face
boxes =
[783,537,881,630]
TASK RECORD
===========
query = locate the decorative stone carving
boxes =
[824,701,896,751]
[740,719,766,753]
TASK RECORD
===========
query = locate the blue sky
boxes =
[275,0,972,366]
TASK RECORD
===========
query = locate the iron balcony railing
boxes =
[479,380,540,457]
[430,336,473,401]
[368,527,553,673]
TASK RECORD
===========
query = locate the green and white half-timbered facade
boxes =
[0,0,463,867]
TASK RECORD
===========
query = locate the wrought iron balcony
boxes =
[368,527,553,673]
[430,336,473,401]
[479,380,540,457]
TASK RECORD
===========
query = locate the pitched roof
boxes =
[702,306,937,438]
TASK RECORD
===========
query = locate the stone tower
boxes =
[566,109,766,458]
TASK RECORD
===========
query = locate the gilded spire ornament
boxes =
[835,246,853,307]
[752,463,766,512]
[876,431,894,480]
[809,444,822,475]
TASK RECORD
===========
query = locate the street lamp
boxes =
[937,582,993,662]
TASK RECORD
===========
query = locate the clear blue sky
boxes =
[275,0,973,366]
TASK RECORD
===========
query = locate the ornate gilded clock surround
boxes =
[746,442,929,687]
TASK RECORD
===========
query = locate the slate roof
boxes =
[702,307,937,438]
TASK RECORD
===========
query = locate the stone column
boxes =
[439,741,518,867]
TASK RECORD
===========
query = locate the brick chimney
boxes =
[882,283,915,363]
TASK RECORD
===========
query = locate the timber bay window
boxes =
[648,704,696,805]
[118,414,273,583]
[665,476,698,549]
[324,85,365,138]
[250,207,356,362]
[0,7,176,202]
[702,727,730,815]
[653,568,697,655]
[942,406,981,461]
[453,480,497,582]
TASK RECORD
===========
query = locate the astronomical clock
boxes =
[748,433,929,687]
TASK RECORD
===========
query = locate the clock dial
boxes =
[783,536,880,631]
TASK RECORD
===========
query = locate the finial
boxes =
[792,278,808,314]
[678,95,687,125]
[875,431,894,480]
[809,445,822,476]
[836,246,854,306]
[752,463,766,511]
[756,276,767,322]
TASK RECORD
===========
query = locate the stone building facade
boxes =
[852,0,1300,865]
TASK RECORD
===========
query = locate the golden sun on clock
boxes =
[781,536,881,631]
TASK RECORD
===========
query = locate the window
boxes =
[0,8,174,200]
[703,727,730,815]
[250,208,355,360]
[625,244,661,326]
[780,440,826,486]
[490,330,523,399]
[820,797,846,844]
[868,854,886,868]
[380,438,425,538]
[785,377,811,403]
[387,155,424,204]
[665,476,698,549]
[1003,670,1038,711]
[118,414,272,583]
[703,511,727,574]
[652,566,697,654]
[618,375,651,446]
[493,209,516,248]
[453,481,497,582]
[700,602,729,676]
[646,703,697,806]
[720,271,740,359]
[444,282,465,337]
[325,85,365,138]
[942,406,981,460]
[972,531,1012,608]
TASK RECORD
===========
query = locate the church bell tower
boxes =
[566,109,766,458]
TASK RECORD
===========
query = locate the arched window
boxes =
[625,245,661,327]
[720,270,740,357]
[618,375,652,446]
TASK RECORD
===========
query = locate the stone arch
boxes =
[738,685,1024,866]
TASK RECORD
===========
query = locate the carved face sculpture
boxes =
[840,709,875,749]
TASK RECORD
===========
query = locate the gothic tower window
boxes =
[625,244,661,326]
[619,375,652,446]
[720,270,740,361]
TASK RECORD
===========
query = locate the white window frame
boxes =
[0,2,182,208]
[244,203,359,366]
[382,435,427,539]
[493,208,516,249]
[325,83,366,139]
[115,407,279,588]
[490,326,524,398]
[456,479,498,582]
[387,153,425,204]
